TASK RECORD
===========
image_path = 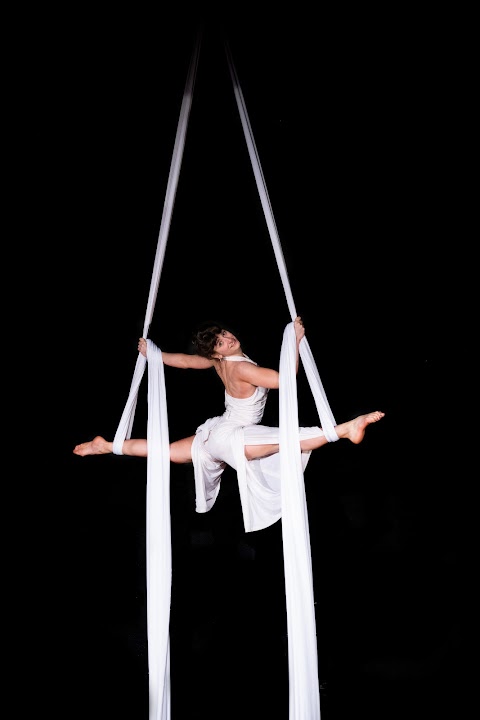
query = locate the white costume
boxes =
[191,355,325,533]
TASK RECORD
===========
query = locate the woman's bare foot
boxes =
[337,411,385,445]
[73,436,112,457]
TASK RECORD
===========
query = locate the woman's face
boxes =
[214,329,240,356]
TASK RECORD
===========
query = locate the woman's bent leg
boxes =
[73,434,195,462]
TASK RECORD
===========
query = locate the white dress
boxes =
[191,355,325,532]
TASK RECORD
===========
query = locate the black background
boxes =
[21,6,469,719]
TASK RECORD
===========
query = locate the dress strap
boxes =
[222,354,256,365]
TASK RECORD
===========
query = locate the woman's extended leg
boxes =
[303,410,385,450]
[244,410,385,460]
[74,411,384,462]
[73,435,195,463]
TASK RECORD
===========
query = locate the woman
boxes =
[74,317,384,531]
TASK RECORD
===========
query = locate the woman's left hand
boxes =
[294,316,305,342]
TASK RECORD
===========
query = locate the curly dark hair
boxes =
[191,323,224,359]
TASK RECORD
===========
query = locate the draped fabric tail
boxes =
[279,324,321,720]
[146,342,172,720]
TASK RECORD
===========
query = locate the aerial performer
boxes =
[74,316,385,531]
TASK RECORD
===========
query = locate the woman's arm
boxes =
[138,338,214,369]
[235,317,305,389]
[235,362,280,389]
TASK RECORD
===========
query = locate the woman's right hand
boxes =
[138,337,147,357]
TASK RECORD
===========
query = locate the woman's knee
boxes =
[245,444,279,461]
[170,436,195,463]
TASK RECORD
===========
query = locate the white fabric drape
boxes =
[225,39,338,720]
[112,29,338,720]
[112,31,202,720]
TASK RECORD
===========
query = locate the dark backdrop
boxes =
[21,8,468,720]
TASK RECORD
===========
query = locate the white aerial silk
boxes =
[112,31,201,720]
[112,28,338,720]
